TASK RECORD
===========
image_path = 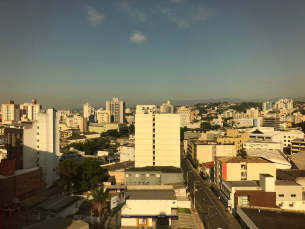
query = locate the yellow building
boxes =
[88,123,128,134]
[216,129,249,154]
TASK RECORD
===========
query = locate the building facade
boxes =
[106,98,125,123]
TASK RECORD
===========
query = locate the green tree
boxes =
[79,158,104,192]
[57,160,79,195]
[100,129,120,138]
[200,122,212,129]
[128,124,135,134]
[223,123,231,128]
[90,187,111,224]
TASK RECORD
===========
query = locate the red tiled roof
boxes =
[203,161,214,168]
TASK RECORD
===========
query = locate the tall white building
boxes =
[20,99,41,121]
[95,109,111,123]
[106,98,125,123]
[246,108,259,118]
[160,100,174,113]
[177,106,190,127]
[1,100,20,124]
[274,99,293,110]
[83,103,94,121]
[135,105,180,168]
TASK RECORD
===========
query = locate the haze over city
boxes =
[1,0,305,109]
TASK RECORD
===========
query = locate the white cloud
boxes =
[129,31,147,44]
[86,7,104,27]
[118,1,147,23]
[162,6,211,28]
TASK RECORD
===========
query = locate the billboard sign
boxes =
[111,192,125,209]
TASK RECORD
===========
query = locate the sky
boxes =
[1,0,305,109]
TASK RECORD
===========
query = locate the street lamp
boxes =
[193,181,200,208]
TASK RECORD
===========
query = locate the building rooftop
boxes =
[275,180,301,186]
[292,138,305,142]
[246,150,291,168]
[125,166,182,173]
[226,180,260,187]
[0,167,40,179]
[277,169,305,181]
[125,190,176,200]
[290,151,305,169]
[101,161,135,171]
[23,216,74,229]
[238,206,305,229]
[217,156,270,163]
[203,161,214,168]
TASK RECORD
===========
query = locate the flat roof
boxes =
[290,151,305,169]
[238,206,305,229]
[101,161,135,171]
[125,166,182,173]
[0,167,40,179]
[277,170,305,180]
[226,180,259,187]
[217,156,270,163]
[246,150,290,167]
[126,190,176,200]
[275,180,301,186]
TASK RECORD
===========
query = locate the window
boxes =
[157,174,161,178]
[138,182,141,185]
[146,174,149,178]
[142,174,145,178]
[289,204,293,207]
[291,194,296,197]
[147,182,149,185]
[126,182,129,185]
[150,174,155,177]
[126,174,129,178]
[279,194,284,197]
[135,174,139,178]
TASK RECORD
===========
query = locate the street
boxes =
[180,154,242,229]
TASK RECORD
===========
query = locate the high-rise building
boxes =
[20,99,41,121]
[1,100,20,124]
[177,106,190,127]
[246,108,259,118]
[135,105,180,168]
[83,103,95,121]
[5,109,60,187]
[262,101,273,112]
[66,114,87,132]
[95,109,111,123]
[160,100,174,113]
[106,98,125,123]
[273,99,293,110]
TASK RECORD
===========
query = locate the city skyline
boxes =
[1,0,305,109]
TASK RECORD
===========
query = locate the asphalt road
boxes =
[181,155,242,229]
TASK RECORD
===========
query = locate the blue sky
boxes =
[1,0,305,109]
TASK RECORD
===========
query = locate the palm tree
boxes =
[90,186,111,224]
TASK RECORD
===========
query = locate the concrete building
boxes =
[124,166,183,186]
[274,98,293,110]
[214,156,276,188]
[19,99,41,121]
[135,105,180,167]
[83,103,94,121]
[106,98,125,123]
[119,145,135,162]
[95,109,110,124]
[291,138,305,154]
[233,118,253,128]
[262,101,273,112]
[5,109,60,187]
[66,115,87,133]
[186,139,236,165]
[88,122,128,134]
[160,101,174,114]
[220,174,276,214]
[276,169,305,187]
[121,187,178,227]
[263,117,280,130]
[246,108,259,118]
[177,106,190,127]
[59,148,85,162]
[243,141,283,152]
[216,129,249,154]
[275,180,304,211]
[290,151,305,169]
[1,100,20,124]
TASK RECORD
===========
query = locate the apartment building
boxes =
[243,141,283,152]
[186,139,236,164]
[246,108,259,118]
[106,98,125,123]
[83,103,94,121]
[1,100,20,124]
[291,138,305,154]
[20,99,41,121]
[216,129,249,154]
[160,101,174,114]
[95,109,111,123]
[135,105,180,167]
[263,117,280,130]
[214,156,276,188]
[274,98,293,110]
[5,109,60,187]
[66,115,87,133]
[262,101,273,112]
[177,106,190,127]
